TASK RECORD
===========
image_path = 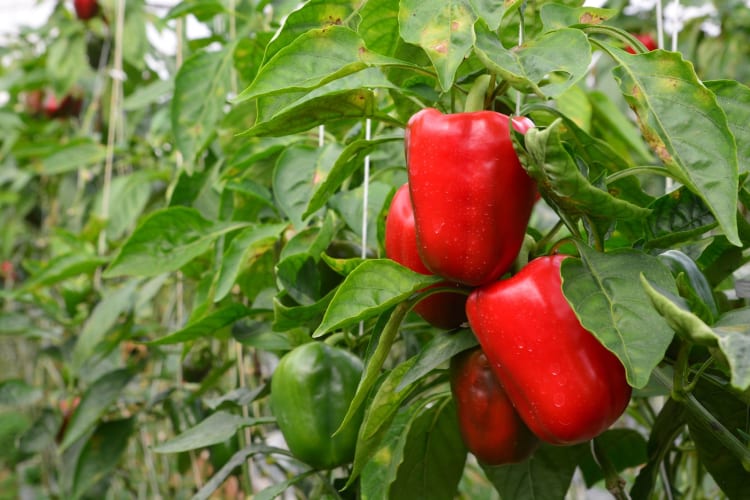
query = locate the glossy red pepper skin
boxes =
[385,184,467,329]
[406,108,537,287]
[466,255,632,445]
[450,347,539,465]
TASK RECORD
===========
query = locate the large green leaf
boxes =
[398,0,476,91]
[704,80,750,176]
[215,223,286,301]
[149,303,258,345]
[313,259,439,337]
[475,25,592,98]
[348,359,419,486]
[104,207,249,278]
[262,0,357,63]
[686,380,750,499]
[18,253,108,293]
[153,411,274,453]
[388,398,467,500]
[60,369,133,451]
[273,143,341,230]
[539,3,617,31]
[247,68,399,137]
[516,120,650,224]
[72,418,135,500]
[470,0,524,30]
[236,26,410,102]
[483,443,586,499]
[171,42,236,170]
[39,139,107,175]
[561,246,677,388]
[360,404,415,499]
[396,328,478,390]
[72,280,140,372]
[610,49,740,245]
[304,135,403,219]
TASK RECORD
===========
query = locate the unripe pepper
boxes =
[270,342,364,469]
[466,255,632,445]
[406,108,537,287]
[385,183,467,329]
[450,347,539,465]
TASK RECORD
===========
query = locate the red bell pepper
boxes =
[466,255,632,445]
[406,108,537,287]
[385,183,467,329]
[450,347,539,465]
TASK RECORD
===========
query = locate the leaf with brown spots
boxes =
[610,49,740,246]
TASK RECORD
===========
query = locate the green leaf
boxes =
[192,445,291,500]
[640,276,750,390]
[539,3,617,31]
[329,181,393,249]
[237,26,406,102]
[275,254,322,305]
[45,30,87,96]
[631,398,686,499]
[154,411,274,453]
[398,0,476,91]
[578,429,648,487]
[475,26,592,98]
[215,223,287,301]
[149,303,257,345]
[470,0,524,30]
[561,246,677,388]
[388,398,467,500]
[713,308,750,391]
[348,359,419,486]
[704,80,750,176]
[72,280,139,372]
[72,418,135,500]
[643,187,717,249]
[360,404,416,499]
[517,120,650,223]
[588,90,654,165]
[18,409,61,454]
[483,443,586,499]
[262,0,356,63]
[273,290,334,332]
[0,379,42,407]
[98,170,168,240]
[610,49,739,245]
[60,369,133,451]
[273,144,341,230]
[104,207,249,278]
[254,471,316,500]
[686,379,750,498]
[18,253,108,293]
[39,139,107,175]
[396,328,477,391]
[165,0,227,20]
[171,42,236,170]
[313,259,440,337]
[304,136,402,219]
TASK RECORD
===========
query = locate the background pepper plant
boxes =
[1,0,749,498]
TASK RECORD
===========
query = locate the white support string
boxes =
[656,0,665,50]
[358,118,372,337]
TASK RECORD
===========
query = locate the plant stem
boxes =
[653,367,750,471]
[592,439,630,500]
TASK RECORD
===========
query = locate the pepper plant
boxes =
[1,0,749,498]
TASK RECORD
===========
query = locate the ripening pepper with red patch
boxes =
[385,183,467,329]
[406,108,537,287]
[466,255,632,445]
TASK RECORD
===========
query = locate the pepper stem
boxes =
[464,74,492,113]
